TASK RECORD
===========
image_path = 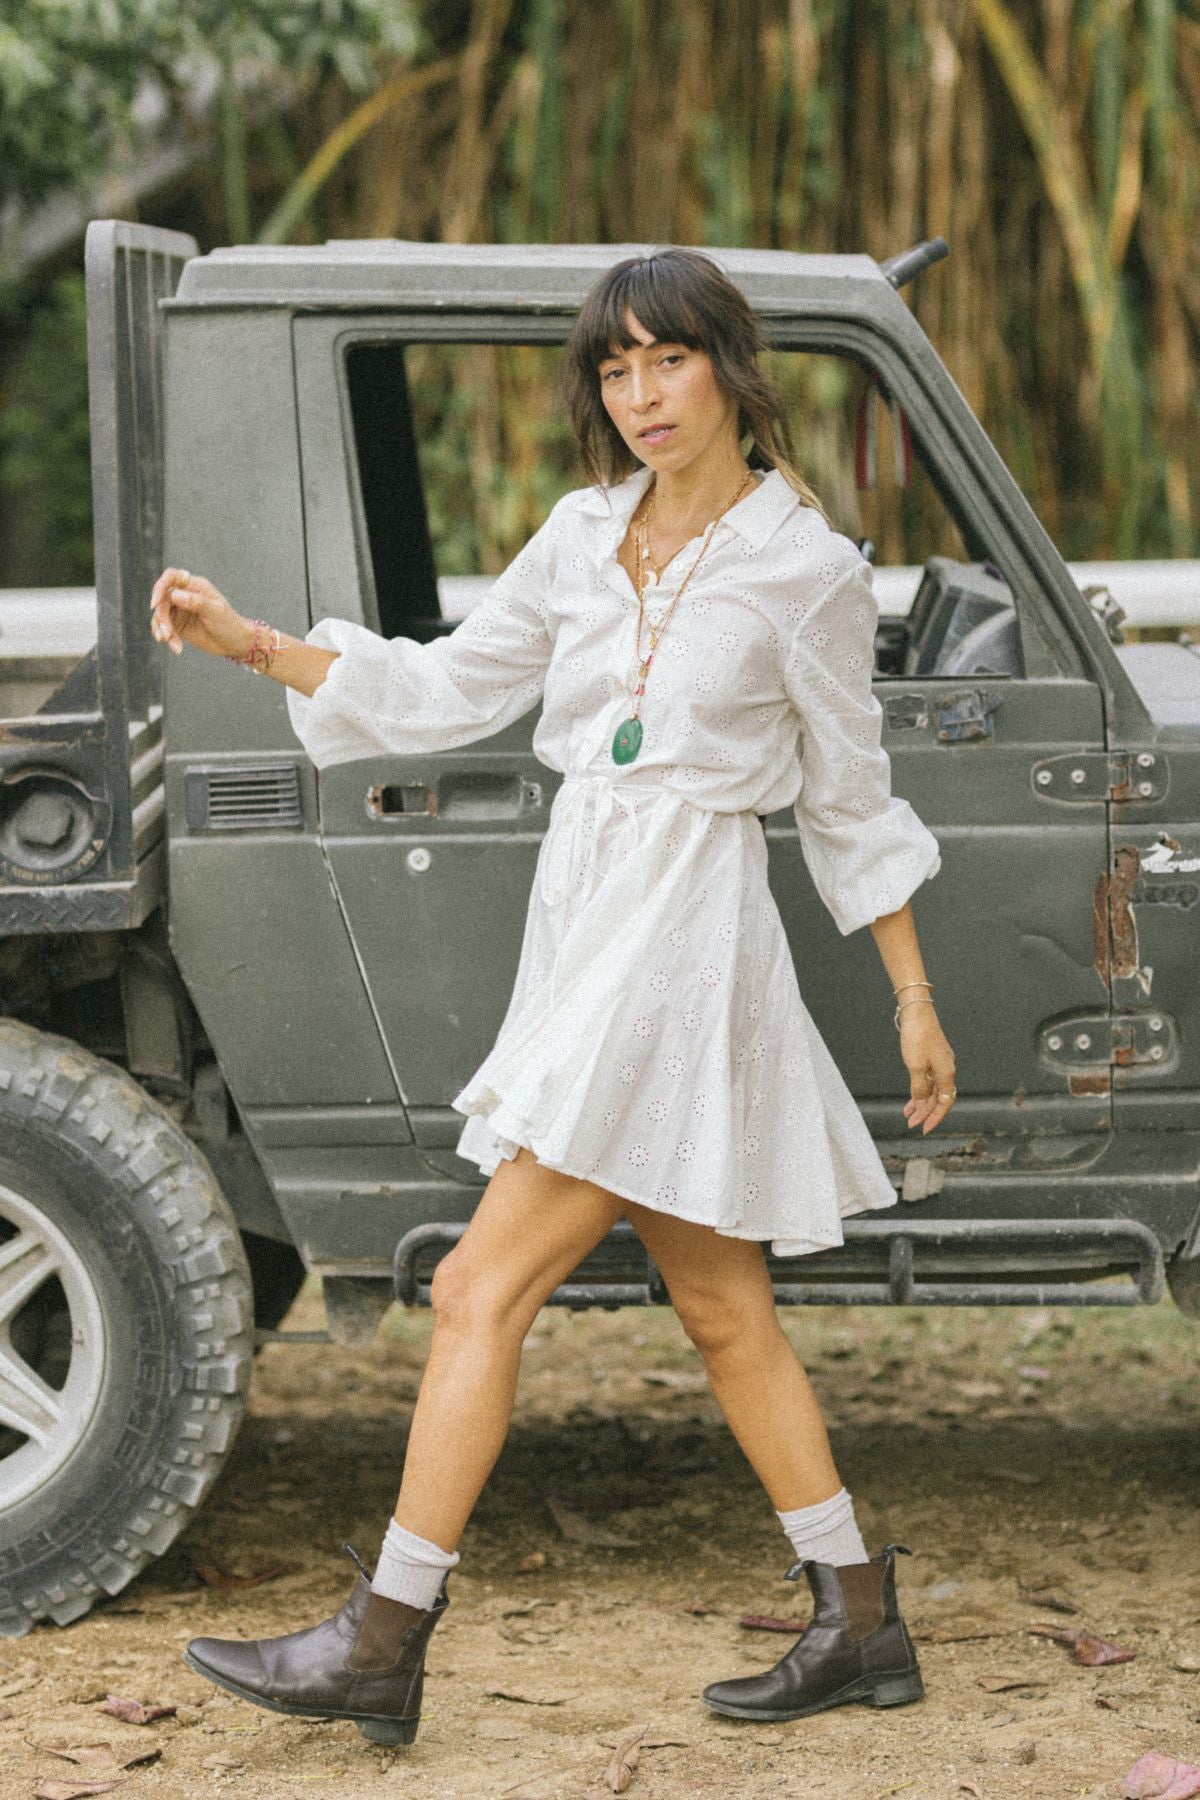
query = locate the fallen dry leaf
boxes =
[958,1784,983,1798]
[34,1782,125,1800]
[97,1696,176,1726]
[977,1673,1045,1692]
[1028,1623,1135,1665]
[1098,1696,1122,1711]
[41,1749,123,1772]
[201,1753,243,1772]
[515,1551,547,1574]
[606,1724,646,1794]
[544,1493,637,1549]
[39,1742,161,1777]
[192,1561,295,1589]
[1122,1751,1200,1799]
[653,1600,717,1618]
[738,1615,807,1635]
[484,1685,569,1707]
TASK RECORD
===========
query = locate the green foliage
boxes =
[407,345,579,579]
[0,0,170,211]
[0,0,420,213]
[0,271,93,582]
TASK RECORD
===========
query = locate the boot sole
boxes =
[702,1667,925,1722]
[182,1648,419,1745]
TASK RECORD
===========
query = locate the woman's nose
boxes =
[629,373,659,410]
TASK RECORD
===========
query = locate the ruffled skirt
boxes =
[452,770,899,1256]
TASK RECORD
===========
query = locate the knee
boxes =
[429,1246,502,1337]
[672,1289,765,1365]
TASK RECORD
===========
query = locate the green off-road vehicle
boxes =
[1,221,1197,1637]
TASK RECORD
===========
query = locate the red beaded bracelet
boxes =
[224,620,280,675]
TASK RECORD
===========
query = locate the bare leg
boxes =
[625,1201,841,1510]
[392,1147,625,1549]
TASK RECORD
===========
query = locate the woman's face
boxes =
[598,308,739,477]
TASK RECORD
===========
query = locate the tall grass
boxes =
[298,0,1196,570]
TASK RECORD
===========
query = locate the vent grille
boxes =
[184,763,303,832]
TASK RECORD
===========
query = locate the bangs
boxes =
[581,256,713,369]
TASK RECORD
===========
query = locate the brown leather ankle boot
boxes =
[183,1546,448,1745]
[702,1542,924,1722]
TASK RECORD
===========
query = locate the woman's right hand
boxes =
[149,568,253,660]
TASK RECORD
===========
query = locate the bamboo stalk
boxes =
[257,55,462,245]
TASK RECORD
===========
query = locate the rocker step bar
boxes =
[393,1217,1165,1310]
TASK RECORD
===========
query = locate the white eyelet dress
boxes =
[284,467,942,1256]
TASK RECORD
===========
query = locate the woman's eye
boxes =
[661,353,684,366]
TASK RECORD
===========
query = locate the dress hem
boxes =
[451,1094,901,1261]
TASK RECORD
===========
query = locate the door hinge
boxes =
[1031,750,1167,803]
[1038,1008,1178,1091]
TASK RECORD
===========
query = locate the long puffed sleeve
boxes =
[784,554,941,935]
[284,497,567,768]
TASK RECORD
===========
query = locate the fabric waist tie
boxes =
[538,773,655,910]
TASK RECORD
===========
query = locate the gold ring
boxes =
[937,1090,956,1100]
[178,569,189,584]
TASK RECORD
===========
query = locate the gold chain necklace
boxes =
[611,468,755,766]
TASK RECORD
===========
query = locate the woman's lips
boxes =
[638,425,677,445]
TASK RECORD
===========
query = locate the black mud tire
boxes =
[0,1018,254,1638]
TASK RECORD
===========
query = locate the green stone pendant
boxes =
[612,715,643,764]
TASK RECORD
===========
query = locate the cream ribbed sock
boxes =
[370,1519,459,1611]
[776,1486,870,1567]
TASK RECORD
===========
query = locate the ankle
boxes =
[776,1486,869,1568]
[371,1519,459,1611]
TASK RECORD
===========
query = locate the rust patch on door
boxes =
[1093,846,1140,983]
[1068,1071,1111,1094]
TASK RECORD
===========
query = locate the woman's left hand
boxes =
[899,1005,957,1134]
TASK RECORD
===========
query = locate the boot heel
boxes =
[868,1669,924,1707]
[358,1715,420,1745]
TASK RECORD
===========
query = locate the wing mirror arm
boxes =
[880,237,950,289]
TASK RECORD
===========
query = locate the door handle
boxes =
[934,687,1005,742]
[367,773,544,821]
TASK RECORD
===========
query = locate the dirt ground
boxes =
[3,1285,1199,1800]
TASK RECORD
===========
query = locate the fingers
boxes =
[149,567,205,654]
[903,1063,957,1134]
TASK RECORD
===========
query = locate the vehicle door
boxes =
[290,320,563,1140]
[760,338,1113,1177]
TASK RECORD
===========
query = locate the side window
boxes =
[343,335,1024,682]
[763,350,1023,681]
[344,340,576,638]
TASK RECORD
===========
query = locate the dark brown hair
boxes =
[559,247,829,520]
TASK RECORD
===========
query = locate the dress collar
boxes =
[575,464,800,560]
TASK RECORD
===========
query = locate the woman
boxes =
[149,248,955,1746]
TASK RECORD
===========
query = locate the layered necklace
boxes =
[611,467,756,766]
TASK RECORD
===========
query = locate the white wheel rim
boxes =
[0,1182,108,1511]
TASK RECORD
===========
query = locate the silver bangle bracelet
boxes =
[894,996,936,1030]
